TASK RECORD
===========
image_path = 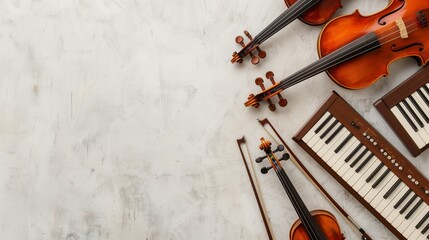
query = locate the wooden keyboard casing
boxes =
[374,66,429,157]
[293,91,429,240]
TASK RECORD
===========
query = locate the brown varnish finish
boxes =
[285,0,341,25]
[293,91,429,240]
[290,209,344,240]
[374,65,429,157]
[319,0,429,89]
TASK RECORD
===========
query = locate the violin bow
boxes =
[257,118,373,240]
[236,137,274,240]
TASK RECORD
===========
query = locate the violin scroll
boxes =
[231,30,266,65]
[245,71,287,111]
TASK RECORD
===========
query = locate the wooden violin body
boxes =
[290,209,345,240]
[256,138,345,240]
[320,0,429,89]
[245,0,429,111]
[285,0,341,26]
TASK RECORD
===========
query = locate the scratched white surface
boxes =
[0,0,428,239]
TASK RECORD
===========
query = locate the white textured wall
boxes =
[0,0,427,239]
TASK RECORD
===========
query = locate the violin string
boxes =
[255,0,311,43]
[271,159,322,240]
[279,16,421,88]
[256,0,319,44]
[274,15,422,90]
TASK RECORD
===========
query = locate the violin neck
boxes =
[273,32,381,91]
[254,0,320,44]
[271,155,327,240]
[243,0,320,55]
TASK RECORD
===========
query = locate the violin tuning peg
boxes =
[251,56,260,65]
[235,35,245,47]
[279,153,290,161]
[268,100,276,112]
[261,166,273,174]
[255,155,267,163]
[266,71,274,81]
[265,71,288,108]
[275,145,285,153]
[277,94,288,107]
[255,77,266,90]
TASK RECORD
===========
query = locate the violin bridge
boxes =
[395,18,408,39]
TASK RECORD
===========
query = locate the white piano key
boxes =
[380,184,409,217]
[369,176,399,209]
[337,146,367,178]
[303,112,331,143]
[347,156,378,187]
[391,106,426,148]
[403,205,429,238]
[409,209,429,239]
[397,200,426,234]
[343,151,372,182]
[386,190,414,225]
[313,121,340,152]
[317,127,348,158]
[364,171,395,203]
[321,130,351,164]
[307,117,337,149]
[351,160,380,192]
[358,164,387,197]
[331,140,360,172]
[404,98,429,144]
[326,137,358,167]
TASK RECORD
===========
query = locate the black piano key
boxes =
[365,162,384,183]
[418,89,429,108]
[422,221,429,234]
[394,189,412,209]
[334,133,352,153]
[417,212,429,229]
[383,179,402,199]
[410,95,429,123]
[315,114,334,134]
[424,85,429,96]
[403,99,424,127]
[350,149,369,168]
[372,168,390,189]
[356,153,374,173]
[399,194,418,214]
[397,103,418,132]
[325,124,344,144]
[320,120,339,139]
[405,199,424,220]
[345,143,364,163]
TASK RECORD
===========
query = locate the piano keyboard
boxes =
[293,92,429,240]
[375,66,429,157]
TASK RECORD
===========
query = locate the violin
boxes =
[245,0,429,111]
[257,137,345,240]
[231,0,342,65]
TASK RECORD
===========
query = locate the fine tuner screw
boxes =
[254,71,288,111]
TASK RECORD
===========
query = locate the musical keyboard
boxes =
[375,66,429,157]
[293,91,429,240]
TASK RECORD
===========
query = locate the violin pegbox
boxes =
[254,71,288,111]
[231,30,266,65]
[257,138,290,174]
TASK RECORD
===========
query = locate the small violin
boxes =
[245,1,429,111]
[231,0,342,65]
[257,137,345,240]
